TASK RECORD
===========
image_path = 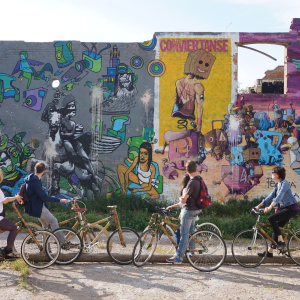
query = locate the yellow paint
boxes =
[159,38,232,146]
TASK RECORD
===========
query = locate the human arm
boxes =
[60,120,76,138]
[130,164,156,193]
[1,194,23,204]
[166,203,180,210]
[32,180,61,203]
[124,157,138,190]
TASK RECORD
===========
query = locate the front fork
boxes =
[112,211,125,246]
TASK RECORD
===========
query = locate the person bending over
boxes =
[255,166,299,257]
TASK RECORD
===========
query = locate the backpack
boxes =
[189,176,212,209]
[17,182,32,206]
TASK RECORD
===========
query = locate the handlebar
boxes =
[143,198,177,215]
[250,208,265,215]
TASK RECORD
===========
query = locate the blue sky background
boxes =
[3,0,298,89]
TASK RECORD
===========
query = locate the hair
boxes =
[138,142,153,171]
[180,174,190,196]
[35,162,46,174]
[186,160,197,173]
[0,169,3,184]
[272,166,286,180]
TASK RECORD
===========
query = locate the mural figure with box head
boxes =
[172,49,216,132]
[117,142,159,200]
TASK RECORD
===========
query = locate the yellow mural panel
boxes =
[158,38,232,146]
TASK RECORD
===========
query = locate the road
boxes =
[1,262,300,300]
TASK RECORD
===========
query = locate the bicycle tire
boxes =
[144,224,176,255]
[132,228,158,267]
[196,222,222,237]
[288,228,300,266]
[186,229,226,272]
[107,227,139,265]
[231,229,268,268]
[47,227,83,265]
[21,230,60,269]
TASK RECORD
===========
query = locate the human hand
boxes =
[254,205,259,211]
[264,206,272,213]
[60,199,69,204]
[15,194,23,204]
[166,206,173,210]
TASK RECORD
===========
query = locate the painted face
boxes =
[184,49,216,79]
[139,148,149,163]
[20,54,25,60]
[65,101,76,117]
[243,104,253,112]
[249,148,261,160]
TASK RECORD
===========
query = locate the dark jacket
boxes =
[24,174,60,218]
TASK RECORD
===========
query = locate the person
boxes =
[255,166,299,257]
[24,162,69,244]
[166,160,202,264]
[117,142,159,200]
[0,169,23,259]
[166,174,191,245]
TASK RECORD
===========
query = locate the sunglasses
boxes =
[271,171,278,174]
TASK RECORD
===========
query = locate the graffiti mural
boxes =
[0,19,300,203]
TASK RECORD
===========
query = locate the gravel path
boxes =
[1,263,300,299]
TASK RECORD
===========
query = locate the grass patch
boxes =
[1,259,29,288]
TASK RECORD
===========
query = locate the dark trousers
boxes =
[268,208,299,242]
[0,217,18,251]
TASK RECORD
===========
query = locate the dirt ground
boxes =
[1,262,300,300]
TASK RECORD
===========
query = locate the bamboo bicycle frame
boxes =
[0,202,41,249]
[144,212,205,252]
[63,205,125,247]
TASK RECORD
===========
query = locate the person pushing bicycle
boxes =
[255,166,299,257]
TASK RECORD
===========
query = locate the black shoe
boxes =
[275,241,286,248]
[258,251,273,258]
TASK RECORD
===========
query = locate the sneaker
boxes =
[188,252,196,256]
[258,251,273,258]
[275,241,286,248]
[166,257,182,264]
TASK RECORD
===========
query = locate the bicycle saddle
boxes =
[72,208,87,213]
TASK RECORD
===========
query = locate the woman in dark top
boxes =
[255,166,299,257]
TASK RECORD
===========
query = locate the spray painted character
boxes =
[117,142,159,200]
[172,49,216,132]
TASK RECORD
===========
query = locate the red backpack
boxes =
[190,176,212,209]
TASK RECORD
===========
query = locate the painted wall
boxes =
[1,19,300,204]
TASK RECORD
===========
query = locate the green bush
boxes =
[4,195,300,239]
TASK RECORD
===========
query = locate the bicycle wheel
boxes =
[47,227,83,265]
[231,229,268,268]
[132,228,158,267]
[196,222,222,237]
[186,229,226,272]
[21,230,60,269]
[288,228,300,266]
[107,227,139,265]
[81,224,111,254]
[144,224,176,255]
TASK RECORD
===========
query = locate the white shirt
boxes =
[0,189,6,221]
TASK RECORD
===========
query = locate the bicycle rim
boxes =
[186,229,226,272]
[232,229,267,268]
[21,230,60,269]
[47,227,82,265]
[132,228,158,267]
[107,227,139,265]
[196,222,222,237]
[288,228,300,266]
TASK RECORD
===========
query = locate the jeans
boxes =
[0,218,18,251]
[39,205,65,244]
[175,209,201,260]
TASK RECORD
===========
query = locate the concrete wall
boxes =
[1,19,300,204]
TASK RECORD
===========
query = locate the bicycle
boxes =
[231,208,300,268]
[132,204,227,272]
[0,201,60,269]
[47,198,139,265]
[142,199,222,255]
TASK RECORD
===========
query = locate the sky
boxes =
[2,0,299,89]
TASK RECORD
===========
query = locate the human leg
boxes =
[39,206,65,244]
[0,218,18,251]
[174,209,200,260]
